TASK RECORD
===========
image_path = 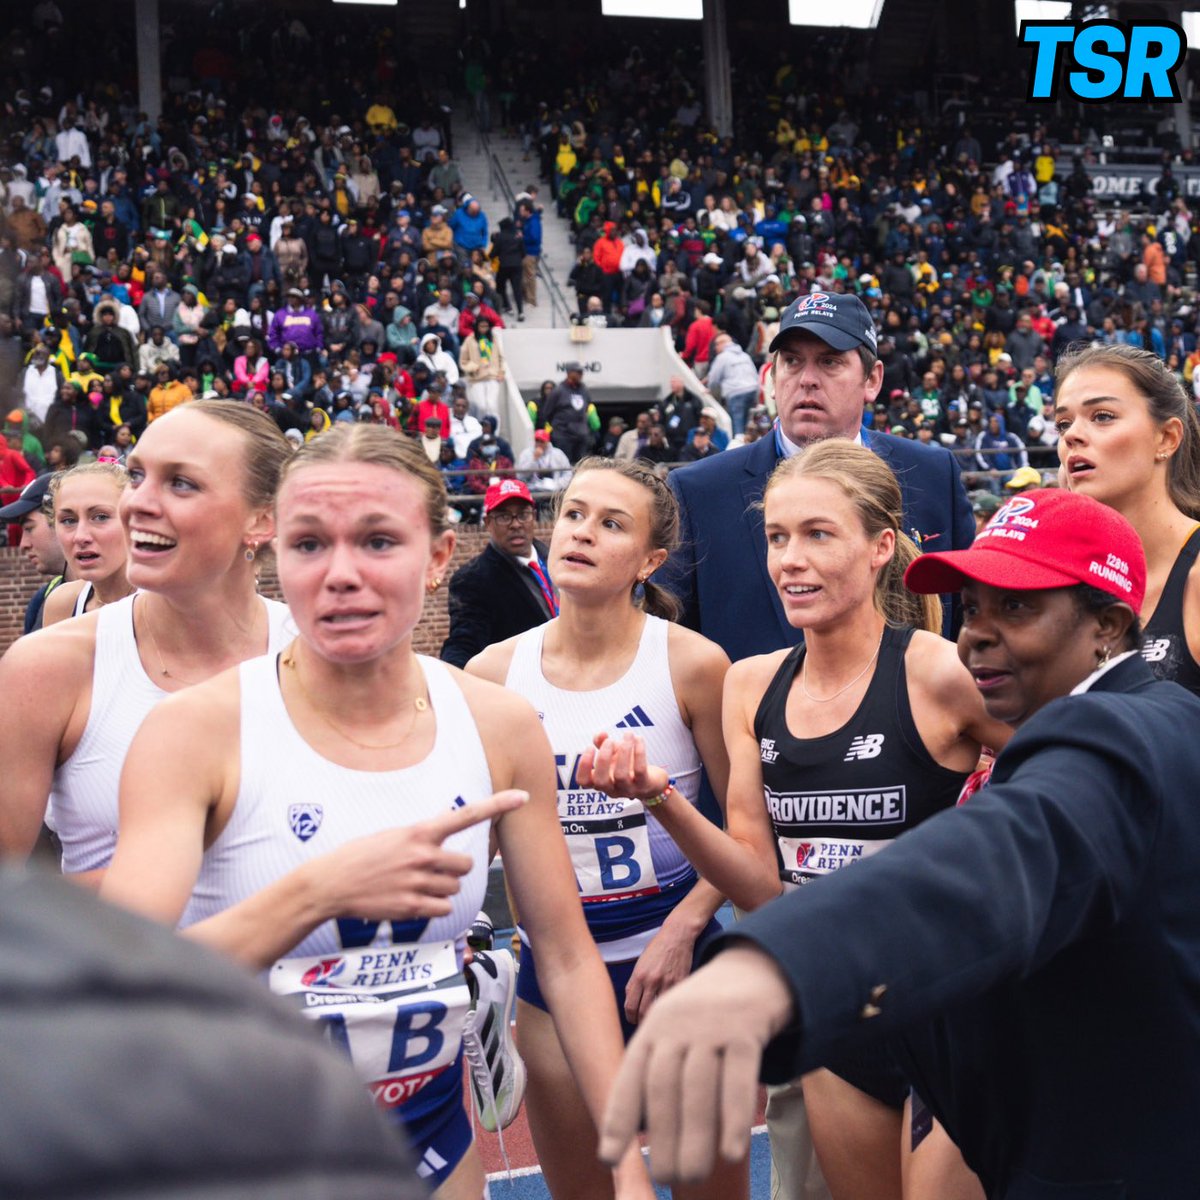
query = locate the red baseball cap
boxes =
[905,489,1146,614]
[533,429,550,443]
[484,478,533,514]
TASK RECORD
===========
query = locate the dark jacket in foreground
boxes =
[0,867,422,1198]
[710,655,1200,1198]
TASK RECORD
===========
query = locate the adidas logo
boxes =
[416,1146,449,1179]
[844,733,885,762]
[615,706,654,729]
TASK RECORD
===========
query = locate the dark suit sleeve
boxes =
[439,563,492,668]
[661,467,701,631]
[946,450,975,551]
[703,697,1161,1081]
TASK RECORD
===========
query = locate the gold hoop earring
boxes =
[1098,644,1112,667]
[427,577,442,593]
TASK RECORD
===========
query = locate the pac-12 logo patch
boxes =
[300,957,345,987]
[289,803,324,842]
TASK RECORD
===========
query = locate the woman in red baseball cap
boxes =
[1054,342,1200,693]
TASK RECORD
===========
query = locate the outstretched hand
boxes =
[577,732,670,804]
[598,945,795,1184]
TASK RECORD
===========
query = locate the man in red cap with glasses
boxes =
[440,478,556,668]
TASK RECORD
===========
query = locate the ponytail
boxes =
[880,531,942,633]
[639,578,682,622]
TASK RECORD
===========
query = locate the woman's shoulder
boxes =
[0,606,100,703]
[727,646,792,695]
[444,657,541,734]
[665,620,730,677]
[41,579,89,627]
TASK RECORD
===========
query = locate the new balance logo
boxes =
[844,734,885,762]
[616,706,654,728]
[1142,637,1171,664]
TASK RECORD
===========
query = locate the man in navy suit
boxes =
[663,292,974,660]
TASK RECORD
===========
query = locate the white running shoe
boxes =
[462,949,526,1132]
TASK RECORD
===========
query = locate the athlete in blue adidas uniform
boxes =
[581,443,1008,1200]
[469,457,746,1200]
[103,428,658,1200]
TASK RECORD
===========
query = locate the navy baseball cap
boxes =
[768,291,879,355]
[0,473,55,521]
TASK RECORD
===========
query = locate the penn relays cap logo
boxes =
[795,291,834,314]
[980,495,1039,543]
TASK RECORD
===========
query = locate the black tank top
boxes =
[753,624,970,892]
[1142,527,1200,695]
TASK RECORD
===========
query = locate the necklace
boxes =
[140,597,204,686]
[800,635,884,704]
[282,642,428,751]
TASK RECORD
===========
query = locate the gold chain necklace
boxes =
[282,642,428,751]
[140,597,204,686]
[800,635,883,704]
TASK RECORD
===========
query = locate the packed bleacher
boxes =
[2,5,1200,517]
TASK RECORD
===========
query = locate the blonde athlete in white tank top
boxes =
[0,403,295,885]
[102,426,659,1200]
[47,593,291,873]
[468,458,744,1200]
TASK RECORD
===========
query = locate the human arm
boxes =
[0,623,92,856]
[578,652,782,915]
[478,684,654,1198]
[102,679,528,969]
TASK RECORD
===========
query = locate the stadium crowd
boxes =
[2,10,1200,515]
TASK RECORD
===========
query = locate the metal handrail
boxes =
[478,126,574,329]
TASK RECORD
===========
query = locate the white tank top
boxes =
[46,593,293,874]
[181,652,493,1123]
[505,614,702,962]
[72,582,94,617]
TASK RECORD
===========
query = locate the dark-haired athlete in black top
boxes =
[1141,527,1200,694]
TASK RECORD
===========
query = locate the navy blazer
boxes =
[710,655,1200,1197]
[663,430,974,660]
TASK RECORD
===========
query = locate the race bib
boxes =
[269,940,470,1111]
[562,801,661,903]
[777,835,889,891]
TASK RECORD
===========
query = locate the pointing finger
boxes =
[426,790,529,842]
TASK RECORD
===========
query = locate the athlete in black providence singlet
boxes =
[1141,527,1200,694]
[754,623,970,1105]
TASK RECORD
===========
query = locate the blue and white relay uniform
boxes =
[180,653,492,1188]
[505,614,716,1039]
